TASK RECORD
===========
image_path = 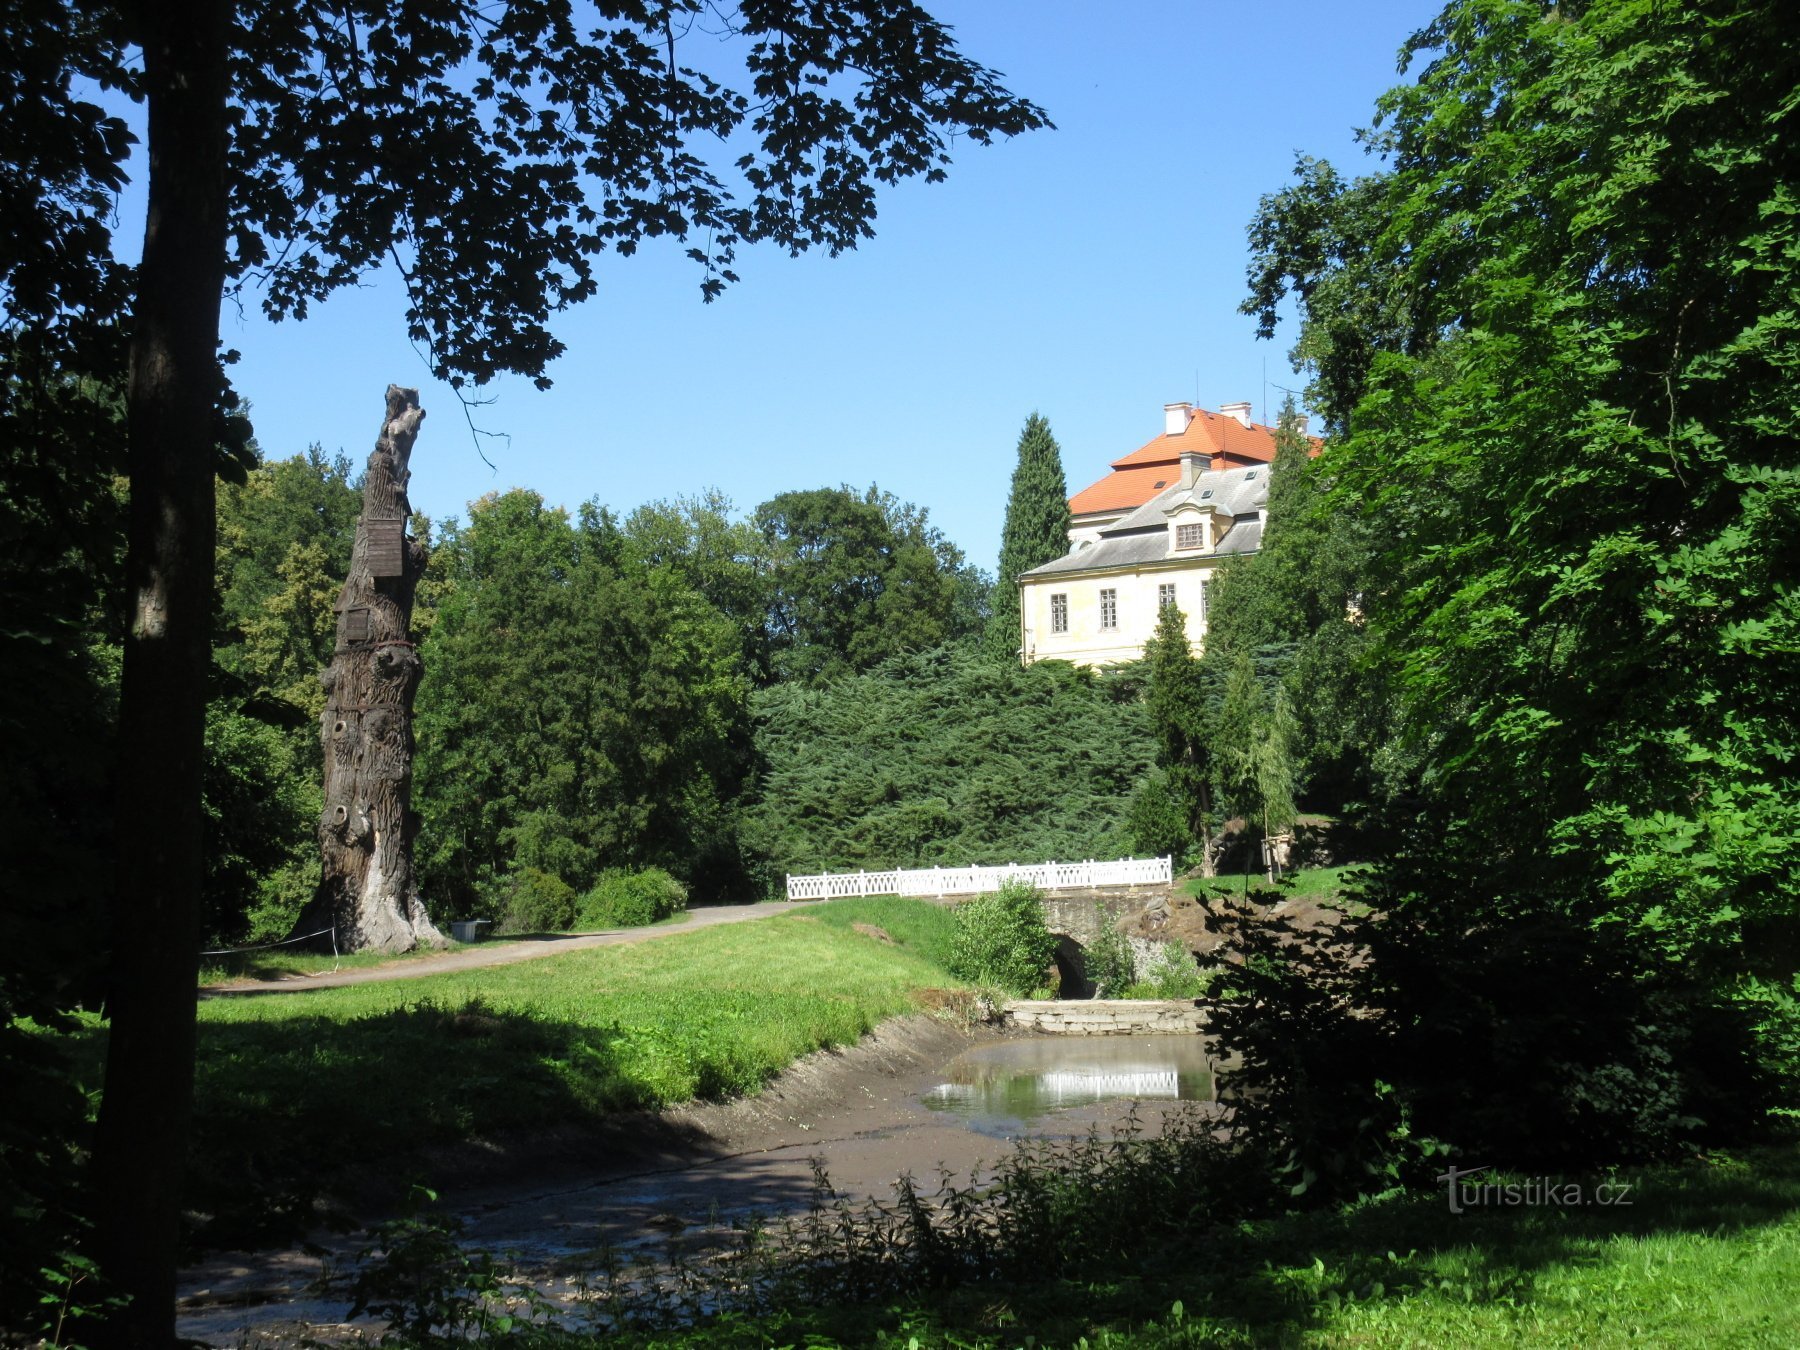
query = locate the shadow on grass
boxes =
[181,998,785,1254]
[866,1146,1800,1348]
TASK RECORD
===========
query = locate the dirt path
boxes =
[205,900,818,995]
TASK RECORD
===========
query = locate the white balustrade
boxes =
[784,855,1171,901]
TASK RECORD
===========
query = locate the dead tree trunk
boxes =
[292,386,442,952]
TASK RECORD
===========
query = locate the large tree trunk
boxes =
[291,386,442,952]
[90,4,231,1346]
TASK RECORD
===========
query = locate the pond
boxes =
[178,1028,1219,1344]
[923,1034,1214,1137]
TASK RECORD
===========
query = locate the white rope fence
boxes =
[200,926,336,957]
[785,856,1171,902]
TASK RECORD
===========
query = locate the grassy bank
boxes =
[1183,863,1368,910]
[569,1147,1800,1347]
[75,900,966,1245]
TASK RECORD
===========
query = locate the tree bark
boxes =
[90,3,230,1346]
[291,386,443,952]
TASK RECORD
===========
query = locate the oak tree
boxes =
[15,3,1047,1339]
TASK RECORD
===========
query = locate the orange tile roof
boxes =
[1070,407,1320,518]
[1068,464,1179,515]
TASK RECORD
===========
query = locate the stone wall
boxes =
[1001,998,1208,1036]
[1037,886,1174,984]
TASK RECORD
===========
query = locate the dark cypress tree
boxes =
[986,412,1072,661]
[1141,601,1221,874]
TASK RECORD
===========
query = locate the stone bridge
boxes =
[913,882,1175,995]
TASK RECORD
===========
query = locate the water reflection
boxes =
[922,1034,1212,1134]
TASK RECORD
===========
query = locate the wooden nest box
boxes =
[366,516,406,579]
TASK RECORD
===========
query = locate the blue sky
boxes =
[191,1,1441,569]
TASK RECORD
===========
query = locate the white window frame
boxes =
[1157,582,1177,612]
[1099,587,1118,630]
[1175,521,1204,550]
[1050,592,1068,634]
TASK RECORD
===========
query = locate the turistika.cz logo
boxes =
[1437,1165,1635,1214]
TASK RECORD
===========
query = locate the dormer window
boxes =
[1175,522,1204,550]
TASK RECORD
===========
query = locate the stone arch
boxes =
[1051,933,1095,999]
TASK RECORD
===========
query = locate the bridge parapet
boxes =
[785,856,1171,902]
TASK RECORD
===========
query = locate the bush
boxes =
[497,868,578,934]
[1083,912,1137,997]
[1136,941,1212,999]
[947,881,1057,996]
[578,867,689,929]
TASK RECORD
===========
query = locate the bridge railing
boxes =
[784,855,1172,902]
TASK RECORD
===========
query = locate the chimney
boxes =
[1163,402,1193,437]
[1179,449,1204,489]
[1220,400,1253,428]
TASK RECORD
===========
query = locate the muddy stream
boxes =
[178,1019,1218,1345]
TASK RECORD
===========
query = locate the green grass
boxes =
[583,1148,1800,1348]
[197,941,471,986]
[70,900,967,1246]
[1183,863,1371,912]
[792,894,960,970]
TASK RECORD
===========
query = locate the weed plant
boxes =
[325,1144,1800,1348]
[1122,942,1215,1001]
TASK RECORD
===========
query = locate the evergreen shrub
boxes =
[497,868,578,934]
[948,881,1056,996]
[579,867,689,929]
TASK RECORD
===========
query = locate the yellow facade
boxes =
[1020,561,1218,667]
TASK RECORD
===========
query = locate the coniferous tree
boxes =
[986,412,1071,662]
[1135,602,1220,874]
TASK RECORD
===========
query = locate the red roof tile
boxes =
[1069,464,1178,515]
[1070,407,1320,518]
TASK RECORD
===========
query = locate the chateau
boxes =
[1018,401,1308,666]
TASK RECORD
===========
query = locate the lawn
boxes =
[196,941,471,987]
[584,1147,1800,1348]
[1184,863,1371,911]
[70,900,967,1246]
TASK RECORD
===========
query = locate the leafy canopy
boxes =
[1229,0,1800,1170]
[224,0,1052,387]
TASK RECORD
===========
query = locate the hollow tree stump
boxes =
[290,385,443,953]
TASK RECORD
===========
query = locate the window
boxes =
[1245,469,1258,480]
[1099,588,1118,630]
[1050,592,1068,633]
[1176,522,1203,550]
[1158,582,1177,612]
[1197,578,1209,623]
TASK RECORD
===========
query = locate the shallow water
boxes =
[923,1034,1214,1137]
[178,1031,1217,1344]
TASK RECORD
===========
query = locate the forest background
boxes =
[4,0,1798,1341]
